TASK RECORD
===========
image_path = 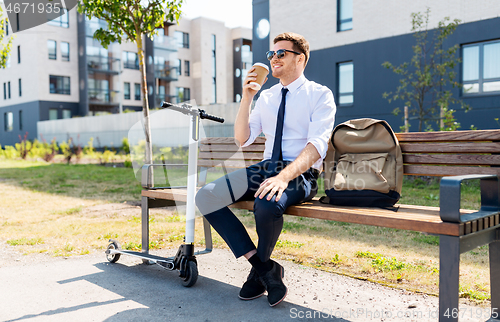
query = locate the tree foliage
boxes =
[382,8,470,132]
[77,0,183,164]
[0,4,13,68]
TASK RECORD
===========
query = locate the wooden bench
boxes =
[141,129,500,322]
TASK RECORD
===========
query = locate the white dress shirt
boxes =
[242,74,337,170]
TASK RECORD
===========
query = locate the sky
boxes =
[179,0,253,29]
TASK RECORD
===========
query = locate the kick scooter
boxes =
[105,101,224,287]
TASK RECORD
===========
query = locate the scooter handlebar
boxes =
[199,110,225,123]
[161,101,224,123]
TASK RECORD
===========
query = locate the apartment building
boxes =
[253,0,500,131]
[0,11,252,146]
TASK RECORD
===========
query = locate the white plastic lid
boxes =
[253,62,269,71]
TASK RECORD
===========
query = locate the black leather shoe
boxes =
[239,267,265,300]
[259,260,287,307]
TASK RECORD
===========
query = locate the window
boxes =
[177,59,182,76]
[177,87,191,102]
[61,42,69,61]
[47,9,69,28]
[49,76,70,95]
[17,46,20,63]
[134,83,141,100]
[124,82,130,100]
[4,112,13,132]
[19,110,22,131]
[337,0,353,32]
[62,109,71,119]
[18,78,21,97]
[338,62,354,105]
[49,109,58,120]
[4,19,8,35]
[123,51,139,69]
[211,34,217,104]
[3,83,5,100]
[185,60,190,76]
[16,13,19,31]
[462,40,500,95]
[48,40,57,60]
[7,81,10,99]
[175,31,189,48]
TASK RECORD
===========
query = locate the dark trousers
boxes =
[195,160,318,262]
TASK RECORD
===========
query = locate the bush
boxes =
[83,137,96,158]
[3,146,18,159]
[100,150,116,165]
[15,133,32,159]
[121,137,130,155]
[60,137,82,164]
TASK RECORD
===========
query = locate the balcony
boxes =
[153,35,177,51]
[87,55,121,74]
[154,64,179,81]
[88,88,120,105]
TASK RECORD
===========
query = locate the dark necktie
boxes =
[270,88,289,168]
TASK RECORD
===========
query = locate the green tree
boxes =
[0,3,13,68]
[382,8,469,132]
[78,0,183,165]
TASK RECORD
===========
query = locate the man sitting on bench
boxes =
[195,32,336,307]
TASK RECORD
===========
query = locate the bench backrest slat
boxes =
[396,129,500,142]
[198,130,500,177]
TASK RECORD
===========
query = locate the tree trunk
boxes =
[136,32,153,166]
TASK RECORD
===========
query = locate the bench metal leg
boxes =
[440,235,460,322]
[491,239,500,320]
[141,196,150,254]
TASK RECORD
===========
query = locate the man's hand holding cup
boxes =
[243,63,269,97]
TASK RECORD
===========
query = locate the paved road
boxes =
[0,247,486,322]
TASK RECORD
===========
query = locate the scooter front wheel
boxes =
[181,260,198,287]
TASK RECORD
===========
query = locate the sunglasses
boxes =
[266,49,302,61]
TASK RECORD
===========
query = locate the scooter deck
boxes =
[111,249,174,263]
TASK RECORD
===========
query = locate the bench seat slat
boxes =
[142,189,464,236]
[403,154,500,166]
[400,142,500,153]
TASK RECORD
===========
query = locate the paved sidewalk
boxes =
[0,248,486,322]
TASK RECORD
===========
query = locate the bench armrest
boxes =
[440,174,500,223]
[141,164,188,190]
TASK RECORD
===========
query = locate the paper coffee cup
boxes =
[249,62,269,90]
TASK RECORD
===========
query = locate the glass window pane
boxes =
[49,109,58,120]
[339,95,353,105]
[484,42,500,79]
[340,21,353,31]
[463,46,479,81]
[6,112,13,131]
[483,81,500,92]
[61,42,69,61]
[48,40,56,59]
[463,83,479,94]
[340,0,353,21]
[62,110,71,119]
[339,63,353,94]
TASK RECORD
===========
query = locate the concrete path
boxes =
[0,248,487,322]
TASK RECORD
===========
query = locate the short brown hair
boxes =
[273,32,310,66]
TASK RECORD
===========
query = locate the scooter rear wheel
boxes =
[106,241,121,263]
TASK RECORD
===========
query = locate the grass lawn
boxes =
[0,159,490,304]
